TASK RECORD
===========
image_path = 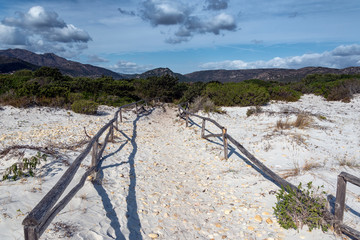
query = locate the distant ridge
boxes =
[1,48,360,82]
[184,67,360,83]
[0,49,128,79]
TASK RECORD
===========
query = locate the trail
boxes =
[48,105,336,240]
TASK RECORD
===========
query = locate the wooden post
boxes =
[119,109,123,123]
[334,175,347,232]
[201,119,206,138]
[185,114,189,127]
[24,224,38,240]
[222,128,228,160]
[91,141,98,168]
[110,124,114,142]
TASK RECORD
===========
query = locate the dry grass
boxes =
[282,160,301,179]
[276,113,313,130]
[303,160,322,171]
[337,156,360,168]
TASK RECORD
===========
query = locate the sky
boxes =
[0,0,360,74]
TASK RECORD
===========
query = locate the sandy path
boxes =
[40,105,337,239]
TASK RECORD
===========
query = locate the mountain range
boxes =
[1,48,360,83]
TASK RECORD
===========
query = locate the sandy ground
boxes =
[0,94,359,240]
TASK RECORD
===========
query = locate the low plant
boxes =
[2,152,47,181]
[246,106,263,117]
[273,182,330,232]
[71,99,98,115]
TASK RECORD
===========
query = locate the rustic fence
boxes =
[22,99,154,240]
[178,103,360,239]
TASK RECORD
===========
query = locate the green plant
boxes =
[71,99,99,115]
[273,182,329,232]
[2,152,47,181]
[246,106,263,117]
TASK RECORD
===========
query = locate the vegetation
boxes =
[1,67,360,114]
[2,152,47,181]
[273,182,330,232]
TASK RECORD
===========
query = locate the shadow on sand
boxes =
[92,107,154,240]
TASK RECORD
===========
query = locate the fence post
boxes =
[334,175,347,232]
[201,119,206,138]
[91,141,98,169]
[24,224,38,240]
[110,124,114,142]
[185,114,189,127]
[222,128,228,160]
[119,109,123,123]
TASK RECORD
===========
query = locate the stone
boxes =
[247,226,255,231]
[266,218,273,224]
[254,215,263,223]
[148,233,159,239]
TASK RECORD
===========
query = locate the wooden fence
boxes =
[22,99,152,240]
[178,103,360,239]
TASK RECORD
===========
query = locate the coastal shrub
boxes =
[2,152,47,181]
[179,82,206,103]
[246,106,263,117]
[273,182,329,232]
[71,99,98,115]
[326,78,360,102]
[269,86,301,102]
[205,82,270,106]
[190,96,223,113]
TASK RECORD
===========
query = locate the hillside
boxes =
[0,49,127,79]
[185,67,360,83]
[0,56,39,73]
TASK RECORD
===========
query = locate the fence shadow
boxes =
[93,107,154,240]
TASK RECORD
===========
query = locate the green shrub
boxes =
[2,152,47,181]
[68,92,84,103]
[71,100,98,115]
[273,182,329,232]
[190,96,223,113]
[269,86,301,102]
[246,106,263,117]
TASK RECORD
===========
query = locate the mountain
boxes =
[0,56,39,73]
[0,49,128,79]
[184,67,360,83]
[136,67,190,82]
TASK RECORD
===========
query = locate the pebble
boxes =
[254,215,263,223]
[247,226,255,231]
[266,218,273,224]
[148,233,159,239]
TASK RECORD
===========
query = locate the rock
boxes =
[254,215,263,223]
[224,209,232,215]
[266,218,273,224]
[148,233,159,238]
[247,226,255,231]
[262,211,270,216]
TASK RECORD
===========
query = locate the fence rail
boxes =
[22,99,153,240]
[178,103,359,240]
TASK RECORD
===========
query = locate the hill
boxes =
[0,56,39,73]
[184,67,360,83]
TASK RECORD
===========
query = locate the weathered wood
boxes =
[22,118,116,230]
[185,114,189,127]
[222,128,228,160]
[119,109,123,123]
[178,105,224,130]
[201,119,205,138]
[340,224,360,239]
[91,141,99,168]
[38,166,96,236]
[225,134,297,191]
[96,127,112,170]
[334,175,347,232]
[24,224,38,240]
[339,172,360,187]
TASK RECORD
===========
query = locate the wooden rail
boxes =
[178,103,359,239]
[334,172,360,239]
[22,99,152,240]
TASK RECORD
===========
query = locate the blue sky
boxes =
[0,0,360,74]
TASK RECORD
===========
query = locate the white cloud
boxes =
[109,60,153,74]
[200,44,360,70]
[0,6,91,56]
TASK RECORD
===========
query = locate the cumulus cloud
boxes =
[110,60,153,74]
[140,0,188,26]
[87,55,109,63]
[0,6,91,56]
[204,0,229,11]
[136,0,238,44]
[200,44,360,70]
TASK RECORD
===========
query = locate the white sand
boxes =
[0,94,359,240]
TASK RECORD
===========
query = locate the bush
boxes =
[269,86,301,102]
[71,100,98,115]
[190,96,223,113]
[273,182,329,232]
[246,106,263,117]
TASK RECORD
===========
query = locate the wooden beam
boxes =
[339,172,360,187]
[222,128,228,160]
[334,175,347,233]
[201,119,205,138]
